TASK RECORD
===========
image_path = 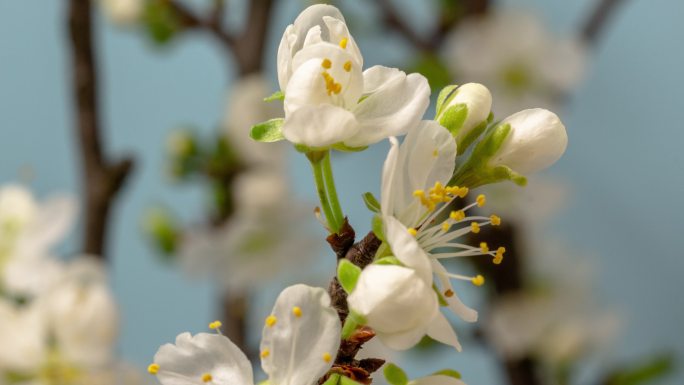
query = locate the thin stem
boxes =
[322,151,345,227]
[310,154,339,233]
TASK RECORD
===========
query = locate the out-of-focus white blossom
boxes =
[100,0,143,26]
[445,10,587,116]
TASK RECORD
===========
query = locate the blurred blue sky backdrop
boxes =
[1,0,683,384]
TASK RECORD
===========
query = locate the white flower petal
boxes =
[346,70,430,147]
[277,25,297,90]
[322,16,362,66]
[410,375,467,385]
[154,332,254,385]
[430,260,478,323]
[20,194,77,255]
[282,104,359,147]
[361,66,403,95]
[0,299,47,372]
[375,326,428,351]
[380,136,400,217]
[384,216,432,283]
[261,284,340,385]
[426,312,462,351]
[439,83,492,143]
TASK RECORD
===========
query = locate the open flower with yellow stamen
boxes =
[149,284,340,385]
[380,121,506,323]
[278,5,430,148]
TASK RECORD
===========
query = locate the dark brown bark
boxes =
[68,0,133,258]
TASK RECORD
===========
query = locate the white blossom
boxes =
[100,0,143,26]
[436,83,492,146]
[444,9,587,117]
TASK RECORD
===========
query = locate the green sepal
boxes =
[375,255,401,266]
[383,363,409,385]
[322,374,341,385]
[433,284,448,306]
[605,353,674,385]
[432,369,462,379]
[250,118,284,142]
[436,84,459,117]
[348,310,367,325]
[264,91,284,102]
[371,215,385,242]
[341,316,358,339]
[337,260,361,294]
[332,143,368,152]
[340,376,365,385]
[362,192,381,213]
[438,104,468,138]
[456,118,488,155]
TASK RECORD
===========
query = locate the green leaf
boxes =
[263,90,284,102]
[438,104,468,138]
[143,0,180,45]
[362,192,381,213]
[606,354,675,385]
[432,369,462,379]
[383,363,409,385]
[332,143,368,152]
[348,310,367,325]
[371,215,385,242]
[341,316,358,339]
[340,376,365,385]
[375,256,401,265]
[322,374,341,385]
[436,84,459,117]
[250,118,284,142]
[456,118,489,155]
[337,260,362,294]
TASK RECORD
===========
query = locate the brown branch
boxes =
[68,0,134,258]
[581,0,628,45]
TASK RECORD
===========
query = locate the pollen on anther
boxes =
[202,373,213,383]
[321,58,332,69]
[261,349,271,358]
[470,222,481,234]
[209,320,222,330]
[476,194,486,207]
[441,222,451,232]
[147,363,160,375]
[339,38,348,49]
[407,228,418,236]
[471,275,485,286]
[265,315,277,327]
[480,242,489,253]
[450,210,465,221]
[490,215,501,226]
[493,247,506,265]
[343,61,352,72]
[323,352,332,363]
[432,149,439,157]
[293,306,303,317]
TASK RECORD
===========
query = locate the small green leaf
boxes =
[339,376,365,385]
[384,363,409,385]
[432,369,462,379]
[341,316,358,339]
[375,256,401,266]
[371,215,385,242]
[250,118,284,142]
[322,374,341,385]
[439,104,468,138]
[348,310,367,325]
[338,260,362,294]
[332,143,368,152]
[436,84,459,117]
[263,90,284,102]
[362,192,381,213]
[457,118,489,155]
[606,353,675,385]
[143,0,180,45]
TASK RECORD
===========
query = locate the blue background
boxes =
[1,0,682,383]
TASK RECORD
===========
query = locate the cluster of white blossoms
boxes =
[152,4,569,385]
[0,184,141,385]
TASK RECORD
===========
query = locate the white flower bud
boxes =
[491,108,567,174]
[347,264,438,350]
[437,83,492,142]
[101,0,142,26]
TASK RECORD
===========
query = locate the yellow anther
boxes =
[490,215,501,226]
[293,306,303,317]
[208,320,222,330]
[339,38,348,49]
[471,275,485,286]
[444,289,454,298]
[450,210,465,221]
[470,222,481,234]
[407,228,418,236]
[441,221,451,232]
[433,182,444,194]
[323,352,332,363]
[476,194,486,207]
[265,315,277,327]
[493,247,506,265]
[202,373,213,383]
[321,58,332,69]
[480,242,489,253]
[458,187,469,198]
[147,364,160,375]
[432,149,439,157]
[261,349,271,358]
[332,82,342,94]
[413,189,425,198]
[343,60,352,72]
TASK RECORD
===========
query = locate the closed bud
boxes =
[436,83,492,148]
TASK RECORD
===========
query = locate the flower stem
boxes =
[322,151,345,228]
[309,151,341,233]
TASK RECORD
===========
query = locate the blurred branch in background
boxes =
[67,0,133,258]
[582,0,628,45]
